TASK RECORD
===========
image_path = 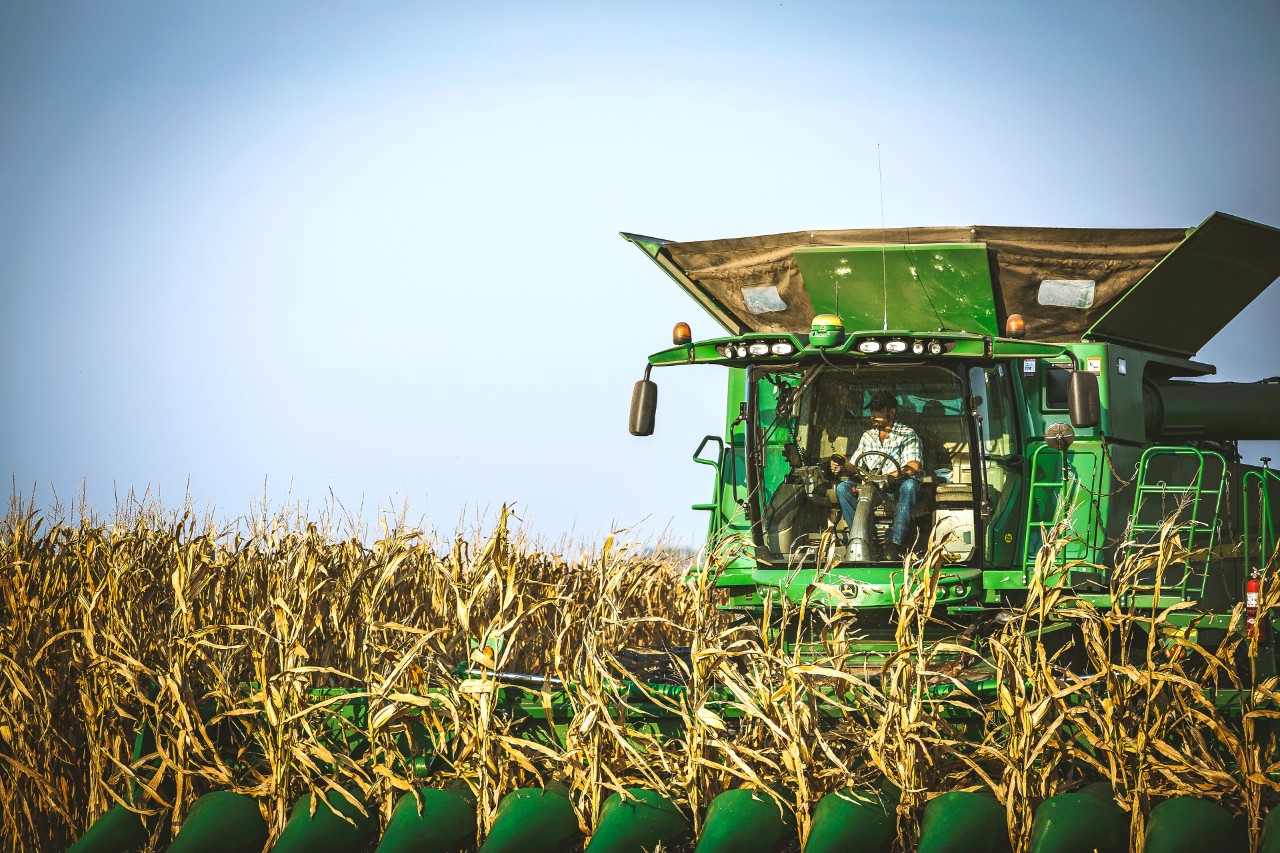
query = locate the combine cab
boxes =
[626,212,1280,672]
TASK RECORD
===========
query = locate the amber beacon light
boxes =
[673,321,692,346]
[1005,313,1026,339]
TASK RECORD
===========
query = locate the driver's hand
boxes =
[829,459,842,475]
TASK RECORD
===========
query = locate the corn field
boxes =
[2,492,1279,851]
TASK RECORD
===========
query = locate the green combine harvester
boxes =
[625,212,1280,654]
[70,213,1280,853]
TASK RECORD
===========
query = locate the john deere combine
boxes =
[68,213,1280,853]
[621,211,1280,850]
[626,212,1280,658]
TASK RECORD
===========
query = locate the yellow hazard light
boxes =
[673,321,692,346]
[1006,314,1026,339]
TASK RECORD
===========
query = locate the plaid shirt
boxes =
[853,422,922,474]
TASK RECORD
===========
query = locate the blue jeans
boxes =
[835,476,921,547]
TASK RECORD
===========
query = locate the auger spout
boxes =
[1145,379,1280,441]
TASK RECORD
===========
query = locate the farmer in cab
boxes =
[829,390,923,561]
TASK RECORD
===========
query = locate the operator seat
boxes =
[893,400,938,520]
[917,400,952,475]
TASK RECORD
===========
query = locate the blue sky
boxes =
[3,1,1278,545]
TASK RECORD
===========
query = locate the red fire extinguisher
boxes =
[1246,568,1265,643]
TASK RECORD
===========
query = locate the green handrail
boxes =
[692,434,725,533]
[1021,443,1101,581]
[1243,466,1280,577]
[1125,446,1226,600]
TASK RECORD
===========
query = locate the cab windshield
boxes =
[751,363,1005,565]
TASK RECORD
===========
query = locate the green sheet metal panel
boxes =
[1086,212,1280,357]
[804,788,897,853]
[66,804,150,853]
[376,787,476,853]
[1026,788,1126,853]
[1261,805,1280,853]
[478,787,579,853]
[269,791,378,853]
[917,791,1011,853]
[694,788,796,853]
[1143,796,1246,853]
[167,792,268,853]
[792,244,998,336]
[586,788,689,853]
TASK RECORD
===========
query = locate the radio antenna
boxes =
[878,144,889,331]
[834,240,840,316]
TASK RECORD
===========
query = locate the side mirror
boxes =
[629,369,658,436]
[1068,370,1101,428]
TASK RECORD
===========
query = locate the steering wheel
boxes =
[849,449,905,481]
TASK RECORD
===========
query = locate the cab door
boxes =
[969,364,1025,567]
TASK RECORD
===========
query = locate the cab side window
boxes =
[1043,365,1071,411]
